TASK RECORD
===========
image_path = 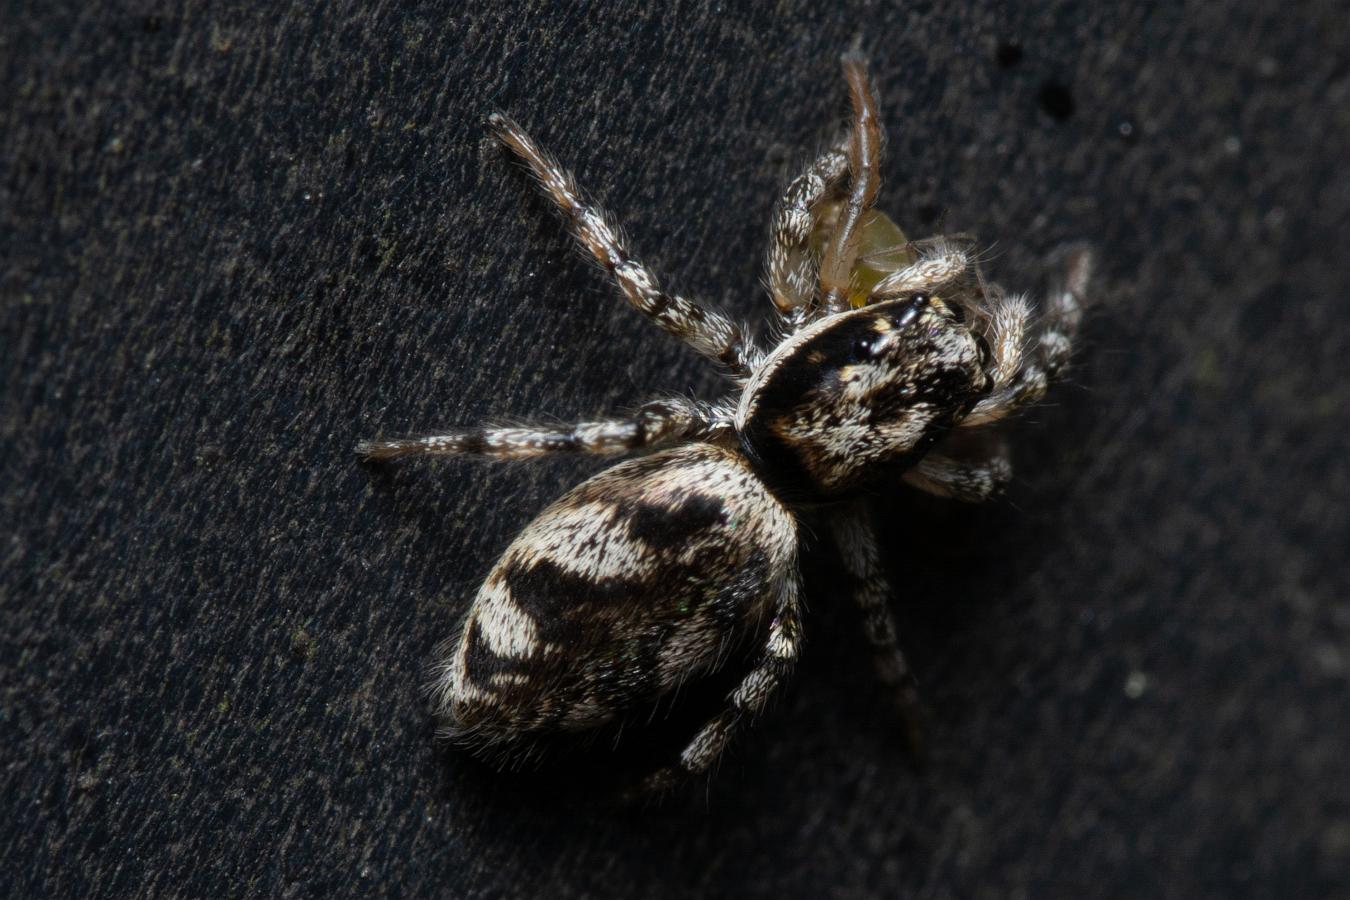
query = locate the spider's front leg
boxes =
[962,245,1093,427]
[867,236,974,301]
[904,439,1013,503]
[828,501,925,756]
[357,397,728,462]
[488,113,758,379]
[765,141,848,327]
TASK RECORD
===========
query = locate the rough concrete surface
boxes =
[3,2,1348,897]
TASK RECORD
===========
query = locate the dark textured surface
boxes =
[4,2,1349,897]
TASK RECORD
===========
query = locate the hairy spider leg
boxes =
[357,398,726,461]
[766,141,848,327]
[903,440,1014,502]
[963,245,1092,426]
[634,568,804,796]
[829,503,926,756]
[489,113,757,379]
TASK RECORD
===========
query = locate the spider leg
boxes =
[765,140,848,327]
[634,568,803,796]
[356,398,727,462]
[829,501,926,755]
[489,113,757,378]
[975,285,1032,393]
[867,239,971,301]
[818,53,883,316]
[904,440,1013,503]
[962,245,1093,427]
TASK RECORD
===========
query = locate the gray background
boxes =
[4,1,1348,897]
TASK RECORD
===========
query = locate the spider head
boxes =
[736,294,991,499]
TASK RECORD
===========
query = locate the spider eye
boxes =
[894,299,923,327]
[850,335,878,361]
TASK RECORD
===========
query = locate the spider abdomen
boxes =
[436,443,798,743]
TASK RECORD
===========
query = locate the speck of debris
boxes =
[291,628,317,661]
[996,41,1023,68]
[195,445,226,466]
[1124,670,1150,699]
[1313,643,1344,677]
[1039,81,1075,121]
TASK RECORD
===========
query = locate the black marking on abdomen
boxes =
[625,493,726,548]
[501,557,640,645]
[462,619,532,685]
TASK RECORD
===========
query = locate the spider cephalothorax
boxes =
[738,294,992,499]
[358,54,1093,794]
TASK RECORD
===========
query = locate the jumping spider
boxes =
[358,55,1092,794]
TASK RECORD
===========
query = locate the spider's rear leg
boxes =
[828,502,926,758]
[962,245,1093,427]
[632,569,804,798]
[488,113,757,379]
[356,398,726,462]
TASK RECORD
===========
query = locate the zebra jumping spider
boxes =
[358,55,1092,794]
